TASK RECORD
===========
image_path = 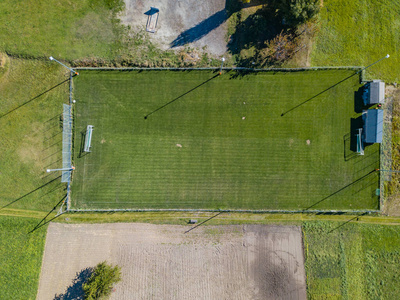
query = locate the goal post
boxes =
[84,125,94,152]
[356,128,364,155]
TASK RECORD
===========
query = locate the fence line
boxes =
[66,208,380,214]
[75,66,364,72]
[66,66,373,214]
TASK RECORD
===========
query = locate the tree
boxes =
[278,0,320,26]
[83,261,121,300]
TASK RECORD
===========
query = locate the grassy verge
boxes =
[0,216,48,299]
[311,0,400,82]
[0,0,125,60]
[304,221,400,299]
[0,58,67,211]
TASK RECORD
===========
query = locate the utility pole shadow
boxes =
[29,195,66,233]
[302,170,377,211]
[144,74,219,119]
[0,77,72,119]
[328,212,368,234]
[0,176,61,211]
[184,212,223,234]
[281,72,360,117]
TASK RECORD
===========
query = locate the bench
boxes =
[146,7,159,33]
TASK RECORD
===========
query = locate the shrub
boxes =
[83,261,121,300]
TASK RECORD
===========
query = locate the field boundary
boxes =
[67,208,380,214]
[67,67,377,213]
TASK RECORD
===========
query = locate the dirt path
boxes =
[119,0,228,56]
[37,223,306,300]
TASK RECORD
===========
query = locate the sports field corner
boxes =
[37,223,307,300]
[70,68,380,212]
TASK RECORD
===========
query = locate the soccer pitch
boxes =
[70,69,380,211]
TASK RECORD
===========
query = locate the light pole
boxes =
[376,169,400,173]
[219,57,225,75]
[358,54,389,74]
[46,166,75,173]
[49,56,79,75]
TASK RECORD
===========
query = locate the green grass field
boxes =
[304,221,400,299]
[0,0,124,60]
[71,69,379,210]
[0,58,68,211]
[311,0,400,82]
[0,216,47,300]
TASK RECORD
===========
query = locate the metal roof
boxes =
[363,109,383,143]
[369,80,385,104]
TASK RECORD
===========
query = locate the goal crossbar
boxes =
[356,128,364,155]
[84,125,94,152]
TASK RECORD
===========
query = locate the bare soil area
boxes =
[37,223,306,300]
[119,0,228,56]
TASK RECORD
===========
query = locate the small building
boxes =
[363,109,383,143]
[363,80,385,105]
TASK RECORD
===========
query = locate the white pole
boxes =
[49,56,79,75]
[46,166,75,173]
[358,54,389,74]
[219,57,225,75]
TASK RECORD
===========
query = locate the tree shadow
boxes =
[228,6,281,57]
[170,0,241,48]
[54,267,94,300]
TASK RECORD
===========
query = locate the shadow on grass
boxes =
[281,72,360,117]
[228,6,281,57]
[0,78,71,119]
[328,212,368,233]
[29,195,67,233]
[184,212,223,234]
[53,267,94,300]
[144,73,219,119]
[302,169,377,211]
[0,176,61,211]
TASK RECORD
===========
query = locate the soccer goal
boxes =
[84,125,94,152]
[356,128,364,155]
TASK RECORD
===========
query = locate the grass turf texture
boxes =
[0,216,47,300]
[0,0,124,60]
[304,221,400,299]
[0,58,68,211]
[311,0,400,83]
[71,69,379,210]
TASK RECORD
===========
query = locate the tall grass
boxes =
[311,0,400,82]
[304,221,400,299]
[0,216,48,299]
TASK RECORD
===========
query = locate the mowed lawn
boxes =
[304,221,400,299]
[0,216,47,300]
[311,0,400,82]
[71,69,379,210]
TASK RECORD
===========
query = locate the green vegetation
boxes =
[71,69,379,210]
[0,0,125,60]
[278,0,320,26]
[0,58,67,211]
[83,261,121,300]
[0,216,47,299]
[311,0,400,82]
[304,221,400,299]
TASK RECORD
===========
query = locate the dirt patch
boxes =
[119,0,228,56]
[37,223,307,300]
